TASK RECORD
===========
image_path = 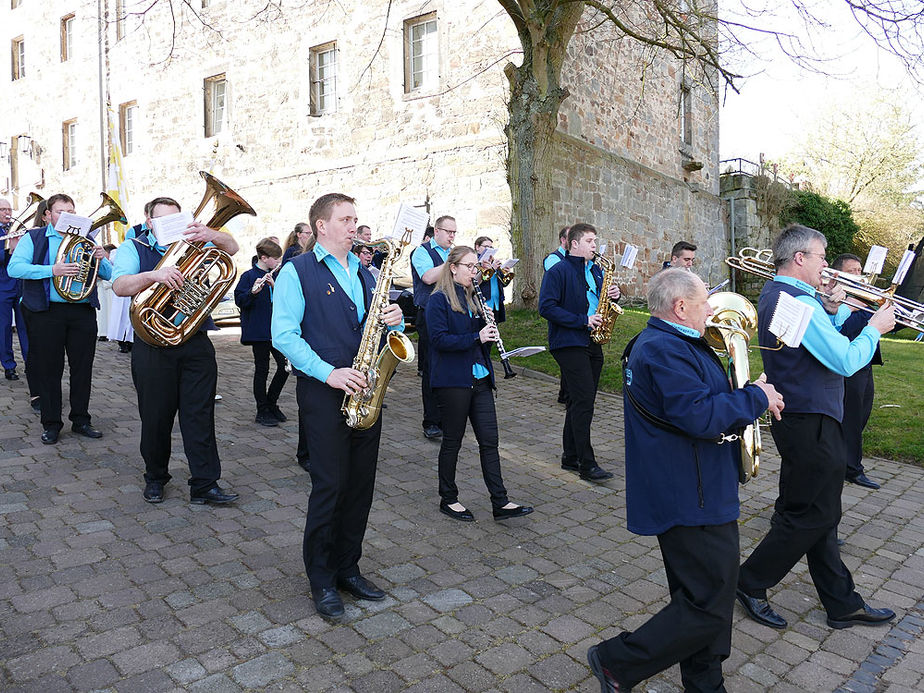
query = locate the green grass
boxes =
[501,308,924,464]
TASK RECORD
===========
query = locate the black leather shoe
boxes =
[255,409,279,427]
[337,575,386,601]
[827,603,895,629]
[846,472,880,490]
[587,645,622,692]
[270,404,287,422]
[561,455,580,472]
[190,485,239,505]
[423,425,443,440]
[30,396,41,414]
[71,423,103,439]
[41,428,59,445]
[143,482,164,503]
[736,588,787,629]
[5,368,18,381]
[580,465,614,483]
[312,587,344,620]
[493,504,534,521]
[439,501,474,522]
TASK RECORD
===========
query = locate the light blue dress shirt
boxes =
[411,243,451,280]
[111,231,168,280]
[544,248,565,272]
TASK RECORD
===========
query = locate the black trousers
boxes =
[843,366,874,478]
[131,333,221,494]
[250,341,288,410]
[551,344,604,466]
[298,377,382,589]
[598,522,739,692]
[435,377,508,508]
[738,413,864,617]
[416,308,441,429]
[23,303,97,431]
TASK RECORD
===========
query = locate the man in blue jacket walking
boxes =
[587,269,784,692]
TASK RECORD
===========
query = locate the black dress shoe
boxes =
[143,482,164,503]
[827,603,895,629]
[423,425,443,440]
[561,455,580,472]
[255,409,279,427]
[337,575,386,601]
[190,485,239,505]
[493,504,534,521]
[587,644,622,692]
[846,472,880,490]
[270,404,287,422]
[41,428,59,445]
[71,423,103,439]
[439,501,474,522]
[736,588,787,629]
[5,368,18,381]
[580,465,614,483]
[312,587,345,620]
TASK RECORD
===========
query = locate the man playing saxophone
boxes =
[8,193,113,445]
[272,193,404,622]
[538,223,620,482]
[112,197,240,506]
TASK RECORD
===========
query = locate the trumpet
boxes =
[478,263,515,286]
[472,278,516,379]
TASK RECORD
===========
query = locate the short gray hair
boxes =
[648,268,704,316]
[772,224,826,269]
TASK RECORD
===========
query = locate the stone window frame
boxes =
[11,36,25,80]
[61,13,76,62]
[119,101,138,155]
[309,41,338,116]
[403,12,439,94]
[680,81,693,147]
[203,73,227,138]
[62,119,78,171]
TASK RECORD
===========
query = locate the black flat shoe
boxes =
[41,428,59,445]
[560,455,580,472]
[270,404,287,422]
[493,505,534,521]
[337,575,385,601]
[312,587,344,621]
[5,368,18,381]
[424,425,443,440]
[190,485,239,505]
[143,482,164,503]
[439,502,474,522]
[846,472,880,490]
[736,588,787,629]
[580,465,614,483]
[827,603,895,629]
[71,423,103,439]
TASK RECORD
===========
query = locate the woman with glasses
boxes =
[425,246,533,522]
[281,222,314,266]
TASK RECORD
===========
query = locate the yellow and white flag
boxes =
[106,108,130,244]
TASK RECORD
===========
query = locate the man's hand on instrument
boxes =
[91,246,109,261]
[182,222,217,244]
[52,261,80,277]
[607,284,621,301]
[327,367,368,395]
[819,285,846,314]
[152,266,184,290]
[753,373,784,420]
[479,324,499,343]
[587,314,604,329]
[382,303,403,327]
[869,302,896,334]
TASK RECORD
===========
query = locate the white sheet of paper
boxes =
[151,212,194,247]
[501,258,519,271]
[864,245,888,275]
[767,292,813,348]
[620,244,638,268]
[892,249,916,286]
[598,242,608,257]
[388,203,428,246]
[480,247,498,263]
[501,346,546,359]
[54,213,92,238]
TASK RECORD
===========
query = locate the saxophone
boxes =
[342,229,416,430]
[590,251,624,344]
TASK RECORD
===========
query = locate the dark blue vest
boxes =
[21,227,100,312]
[411,242,446,307]
[758,280,844,421]
[290,250,377,378]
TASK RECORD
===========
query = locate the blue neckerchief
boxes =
[584,258,599,317]
[658,317,703,339]
[775,275,815,296]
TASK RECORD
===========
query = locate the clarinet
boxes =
[473,279,517,379]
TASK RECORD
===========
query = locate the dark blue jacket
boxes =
[538,254,602,350]
[623,318,769,535]
[234,266,274,343]
[425,285,495,389]
[0,223,22,298]
[841,310,882,367]
[411,242,445,307]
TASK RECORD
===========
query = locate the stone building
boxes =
[1,0,724,290]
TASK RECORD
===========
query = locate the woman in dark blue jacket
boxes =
[425,246,533,523]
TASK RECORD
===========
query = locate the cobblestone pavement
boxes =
[2,331,923,693]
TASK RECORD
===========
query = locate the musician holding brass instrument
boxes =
[587,269,783,693]
[8,193,113,445]
[0,198,29,385]
[112,197,240,506]
[538,223,620,483]
[271,193,405,622]
[736,224,897,632]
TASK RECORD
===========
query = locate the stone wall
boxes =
[720,172,775,299]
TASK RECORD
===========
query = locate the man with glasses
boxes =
[0,198,29,384]
[410,216,456,440]
[736,224,897,632]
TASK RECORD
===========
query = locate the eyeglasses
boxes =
[435,227,457,234]
[799,251,827,261]
[456,262,478,271]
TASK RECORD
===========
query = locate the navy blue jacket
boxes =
[538,254,602,350]
[0,223,22,298]
[623,318,769,535]
[425,285,495,389]
[234,266,274,343]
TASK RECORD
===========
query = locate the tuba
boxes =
[0,192,45,250]
[53,193,128,302]
[131,172,255,347]
[704,292,761,483]
[589,251,624,344]
[342,229,416,429]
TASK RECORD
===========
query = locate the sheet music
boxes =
[388,203,428,246]
[150,212,194,247]
[500,259,519,271]
[501,346,546,359]
[767,292,813,348]
[54,213,92,238]
[892,249,916,286]
[480,247,498,263]
[864,245,888,275]
[620,244,638,269]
